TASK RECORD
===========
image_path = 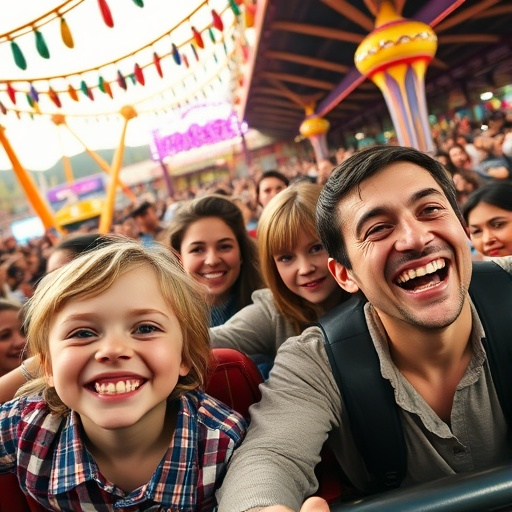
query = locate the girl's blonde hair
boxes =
[18,236,211,416]
[257,181,323,334]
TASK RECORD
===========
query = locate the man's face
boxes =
[328,162,472,334]
[135,206,159,232]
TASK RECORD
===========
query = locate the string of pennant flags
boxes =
[0,0,255,118]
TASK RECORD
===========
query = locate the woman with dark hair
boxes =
[167,194,264,326]
[463,181,512,258]
[256,170,289,209]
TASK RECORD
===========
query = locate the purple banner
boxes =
[47,174,105,205]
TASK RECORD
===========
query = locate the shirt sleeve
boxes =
[0,398,24,472]
[216,327,342,512]
[210,289,282,357]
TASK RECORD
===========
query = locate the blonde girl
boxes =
[210,181,349,365]
[1,238,245,511]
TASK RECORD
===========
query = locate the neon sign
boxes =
[150,102,242,160]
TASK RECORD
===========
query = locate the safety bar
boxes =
[331,464,512,512]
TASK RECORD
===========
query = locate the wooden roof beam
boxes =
[264,50,350,73]
[319,0,374,31]
[251,97,304,110]
[270,21,364,44]
[478,5,512,17]
[362,0,378,17]
[435,0,501,32]
[248,106,304,116]
[263,72,334,90]
[438,34,501,44]
[266,78,308,107]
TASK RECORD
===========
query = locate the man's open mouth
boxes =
[395,258,448,291]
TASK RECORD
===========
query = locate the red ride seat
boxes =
[207,348,264,420]
[207,348,344,505]
[0,348,343,510]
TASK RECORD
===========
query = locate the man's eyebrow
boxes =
[355,207,387,238]
[355,187,444,238]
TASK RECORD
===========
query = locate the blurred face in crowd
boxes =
[134,205,160,233]
[467,202,512,258]
[179,217,242,306]
[258,177,287,208]
[0,307,25,376]
[448,145,471,168]
[46,249,74,273]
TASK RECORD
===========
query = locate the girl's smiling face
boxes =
[273,230,340,307]
[46,266,190,436]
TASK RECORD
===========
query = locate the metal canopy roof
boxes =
[241,0,512,142]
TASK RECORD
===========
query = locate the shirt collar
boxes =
[47,394,200,509]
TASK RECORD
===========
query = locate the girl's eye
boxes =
[276,254,292,263]
[219,244,234,251]
[70,329,95,339]
[0,330,12,342]
[310,243,324,254]
[134,324,159,335]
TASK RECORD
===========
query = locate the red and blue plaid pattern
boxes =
[0,390,246,511]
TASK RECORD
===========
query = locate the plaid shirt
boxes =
[0,390,246,511]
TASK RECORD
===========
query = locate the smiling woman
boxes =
[167,194,264,327]
[463,181,512,258]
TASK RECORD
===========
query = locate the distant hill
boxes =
[0,145,152,215]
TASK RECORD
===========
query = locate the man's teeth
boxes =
[202,272,224,279]
[396,258,445,284]
[94,380,142,395]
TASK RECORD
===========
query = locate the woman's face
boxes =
[179,217,242,305]
[448,146,470,168]
[273,230,340,308]
[0,309,25,376]
[467,202,512,257]
[46,248,74,273]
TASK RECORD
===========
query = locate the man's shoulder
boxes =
[487,256,512,274]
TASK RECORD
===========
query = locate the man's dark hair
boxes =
[129,201,154,218]
[316,145,463,269]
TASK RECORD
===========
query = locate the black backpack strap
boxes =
[468,261,512,428]
[318,292,406,493]
[319,261,512,495]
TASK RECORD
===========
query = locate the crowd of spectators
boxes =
[2,108,512,305]
[1,108,512,511]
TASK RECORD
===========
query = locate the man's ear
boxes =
[328,258,360,293]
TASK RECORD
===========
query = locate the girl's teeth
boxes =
[94,379,141,395]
